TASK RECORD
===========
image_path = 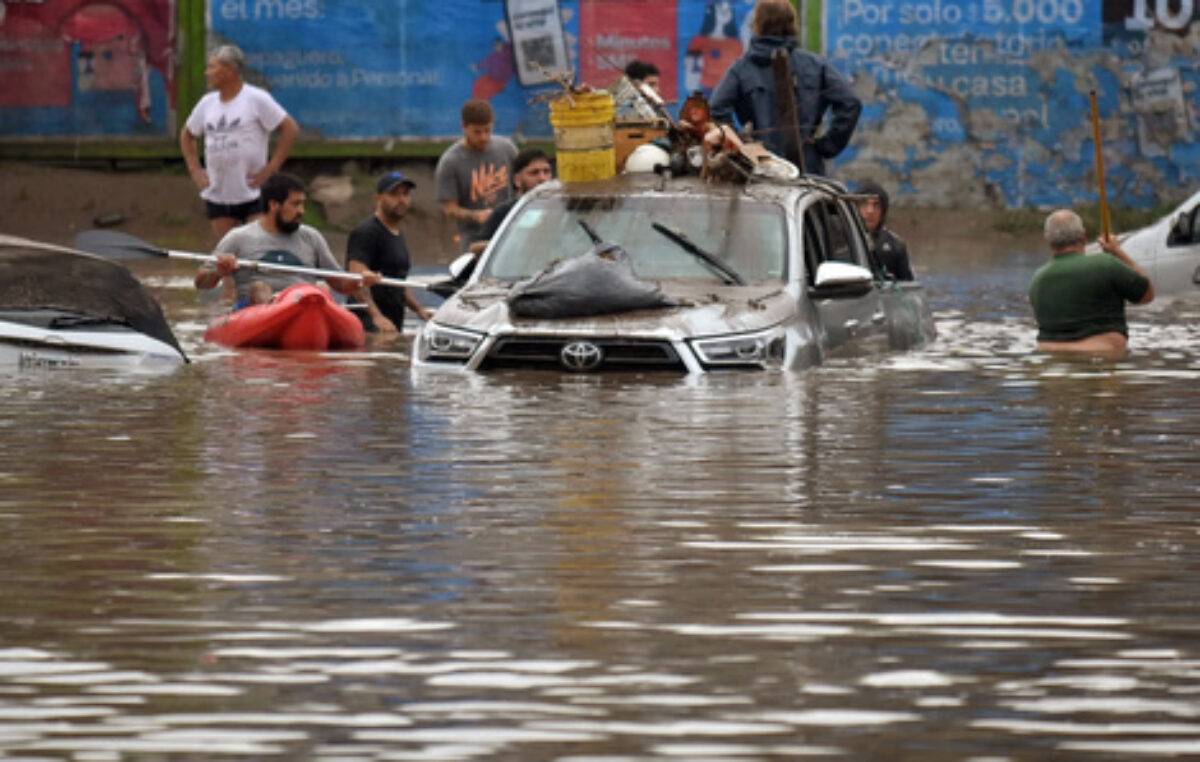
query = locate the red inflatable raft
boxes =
[204,283,365,351]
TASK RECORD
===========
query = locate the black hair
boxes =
[512,147,551,177]
[260,172,306,207]
[624,60,660,81]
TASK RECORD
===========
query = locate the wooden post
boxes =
[1089,90,1112,239]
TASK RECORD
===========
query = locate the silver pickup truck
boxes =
[416,173,935,373]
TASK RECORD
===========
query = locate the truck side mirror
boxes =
[809,261,873,298]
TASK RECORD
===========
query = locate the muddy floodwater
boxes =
[2,247,1200,761]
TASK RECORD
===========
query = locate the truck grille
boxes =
[482,336,685,371]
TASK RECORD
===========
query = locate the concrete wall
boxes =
[827,0,1200,209]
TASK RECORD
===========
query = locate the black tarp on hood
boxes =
[507,242,677,319]
[0,236,186,359]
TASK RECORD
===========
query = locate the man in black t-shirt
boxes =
[347,171,434,333]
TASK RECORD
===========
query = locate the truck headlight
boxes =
[418,323,484,362]
[692,327,785,366]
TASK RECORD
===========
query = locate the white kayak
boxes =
[0,310,186,370]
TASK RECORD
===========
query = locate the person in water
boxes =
[468,148,554,256]
[435,99,519,252]
[195,172,380,308]
[1028,209,1154,358]
[856,180,913,281]
[345,171,433,333]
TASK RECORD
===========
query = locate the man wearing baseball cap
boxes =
[346,171,433,333]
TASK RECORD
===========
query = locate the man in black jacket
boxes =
[708,0,861,176]
[856,180,914,281]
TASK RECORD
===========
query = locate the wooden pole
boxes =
[1089,90,1112,239]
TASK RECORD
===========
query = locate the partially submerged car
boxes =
[1109,189,1200,297]
[415,173,935,373]
[0,234,187,370]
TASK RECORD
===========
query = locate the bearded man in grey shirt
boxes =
[194,172,380,307]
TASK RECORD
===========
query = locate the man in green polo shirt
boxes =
[1029,209,1154,358]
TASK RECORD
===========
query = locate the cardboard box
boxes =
[615,122,669,169]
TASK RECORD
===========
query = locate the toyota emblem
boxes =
[560,341,603,371]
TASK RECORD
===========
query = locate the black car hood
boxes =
[0,235,186,359]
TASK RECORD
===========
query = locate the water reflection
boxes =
[1,250,1200,759]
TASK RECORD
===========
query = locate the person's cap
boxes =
[376,171,415,194]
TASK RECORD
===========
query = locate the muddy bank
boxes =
[0,160,457,264]
[0,159,1046,266]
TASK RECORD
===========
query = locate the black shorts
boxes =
[205,198,262,222]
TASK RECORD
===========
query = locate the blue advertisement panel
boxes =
[0,0,762,143]
[207,0,758,141]
[827,0,1200,207]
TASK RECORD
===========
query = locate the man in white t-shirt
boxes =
[180,44,300,240]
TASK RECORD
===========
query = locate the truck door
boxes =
[799,196,887,354]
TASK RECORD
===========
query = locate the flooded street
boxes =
[2,247,1200,761]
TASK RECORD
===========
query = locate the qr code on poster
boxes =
[520,35,556,72]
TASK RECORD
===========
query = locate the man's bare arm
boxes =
[441,200,490,226]
[180,130,209,190]
[1099,234,1155,305]
[347,260,396,331]
[249,116,300,187]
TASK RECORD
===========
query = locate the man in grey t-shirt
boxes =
[195,172,380,307]
[435,99,519,252]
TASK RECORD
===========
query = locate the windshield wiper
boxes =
[651,222,745,285]
[578,219,603,245]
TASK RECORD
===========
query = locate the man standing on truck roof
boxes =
[706,0,861,176]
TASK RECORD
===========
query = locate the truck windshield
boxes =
[482,194,787,283]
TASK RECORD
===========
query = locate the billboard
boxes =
[200,0,756,141]
[0,0,174,136]
[826,0,1200,206]
[4,0,1194,209]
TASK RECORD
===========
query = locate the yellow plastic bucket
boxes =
[550,92,616,182]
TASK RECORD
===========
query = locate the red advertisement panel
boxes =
[0,15,71,107]
[578,0,679,101]
[0,0,173,132]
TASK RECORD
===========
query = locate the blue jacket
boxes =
[709,35,862,176]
